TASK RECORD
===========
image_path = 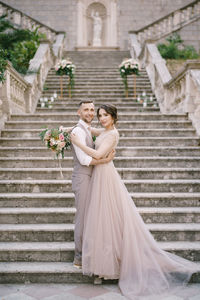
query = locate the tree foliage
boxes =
[0,15,45,78]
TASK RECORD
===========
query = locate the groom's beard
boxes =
[81,116,94,125]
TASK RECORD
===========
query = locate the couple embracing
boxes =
[66,100,198,300]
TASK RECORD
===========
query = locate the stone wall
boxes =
[3,0,195,50]
[178,18,200,51]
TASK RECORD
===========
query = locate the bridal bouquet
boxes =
[119,58,140,95]
[39,127,71,159]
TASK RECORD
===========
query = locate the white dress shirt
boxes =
[72,119,93,166]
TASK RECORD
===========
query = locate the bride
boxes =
[71,104,199,299]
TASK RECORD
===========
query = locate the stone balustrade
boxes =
[0,0,58,42]
[130,34,200,135]
[0,32,65,131]
[129,0,200,46]
[0,62,31,129]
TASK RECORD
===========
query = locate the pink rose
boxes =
[59,133,64,141]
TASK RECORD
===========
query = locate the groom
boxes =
[71,100,114,269]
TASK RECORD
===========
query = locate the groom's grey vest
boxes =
[71,123,94,176]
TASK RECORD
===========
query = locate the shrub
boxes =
[0,48,8,82]
[158,33,199,60]
[0,15,45,75]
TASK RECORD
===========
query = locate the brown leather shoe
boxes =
[73,260,82,269]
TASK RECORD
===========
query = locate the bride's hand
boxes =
[59,126,73,133]
[106,149,115,162]
[70,133,81,146]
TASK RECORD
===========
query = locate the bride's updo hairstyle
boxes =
[97,104,118,124]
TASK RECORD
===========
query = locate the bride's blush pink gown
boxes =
[82,128,199,299]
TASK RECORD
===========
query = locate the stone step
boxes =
[42,86,152,92]
[1,156,200,168]
[0,223,199,242]
[1,128,196,138]
[0,241,200,263]
[48,71,147,76]
[0,261,91,283]
[0,193,75,208]
[9,113,189,121]
[0,260,199,284]
[1,146,200,157]
[117,147,200,157]
[1,167,200,180]
[37,103,158,110]
[0,207,76,224]
[39,98,156,104]
[44,81,151,86]
[0,207,200,225]
[0,137,199,147]
[4,120,193,130]
[0,192,199,208]
[1,179,200,193]
[42,91,154,97]
[36,107,160,113]
[37,101,157,107]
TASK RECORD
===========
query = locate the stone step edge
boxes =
[1,179,200,184]
[1,129,196,133]
[1,137,197,142]
[5,121,190,124]
[0,223,199,231]
[1,156,200,161]
[0,192,199,198]
[1,167,200,172]
[0,262,199,283]
[9,113,187,116]
[0,241,199,251]
[0,146,199,150]
[1,261,196,274]
[0,207,200,214]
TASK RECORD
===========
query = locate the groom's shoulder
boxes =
[72,124,85,135]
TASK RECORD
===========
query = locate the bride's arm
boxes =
[90,127,104,136]
[71,132,116,160]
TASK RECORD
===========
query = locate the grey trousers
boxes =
[72,173,91,263]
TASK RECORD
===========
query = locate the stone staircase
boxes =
[0,51,200,283]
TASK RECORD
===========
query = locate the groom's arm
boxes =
[72,127,93,166]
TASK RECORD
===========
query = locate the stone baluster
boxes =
[0,3,5,15]
[12,11,22,26]
[194,2,200,15]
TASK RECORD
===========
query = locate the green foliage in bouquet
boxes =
[119,58,140,91]
[158,33,199,60]
[39,127,71,159]
[0,48,8,82]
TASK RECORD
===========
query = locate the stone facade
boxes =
[3,0,197,50]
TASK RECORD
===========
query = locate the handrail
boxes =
[0,0,65,42]
[0,0,57,33]
[129,0,200,34]
[129,34,200,135]
[129,0,200,45]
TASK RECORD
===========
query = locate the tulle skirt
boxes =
[82,161,199,299]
